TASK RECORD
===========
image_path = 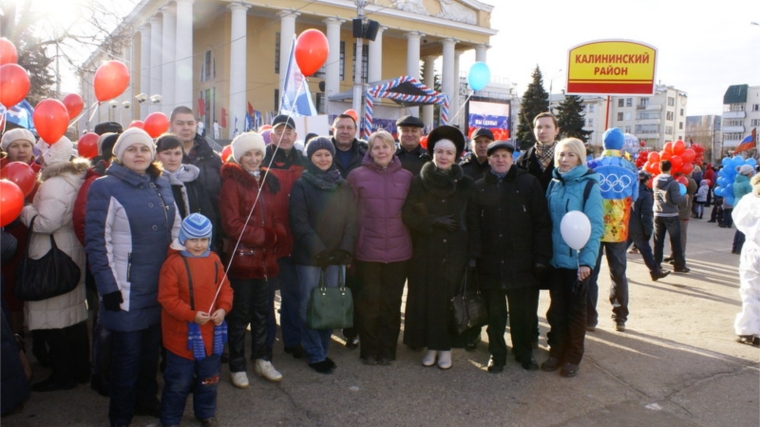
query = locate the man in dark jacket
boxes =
[170,106,223,210]
[470,141,552,372]
[394,115,429,175]
[653,160,689,273]
[628,171,670,281]
[331,113,367,179]
[460,127,493,181]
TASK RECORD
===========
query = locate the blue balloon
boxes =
[717,177,729,187]
[726,196,735,206]
[678,183,686,196]
[748,158,758,168]
[722,157,732,167]
[467,62,491,91]
[732,156,745,170]
[726,183,734,195]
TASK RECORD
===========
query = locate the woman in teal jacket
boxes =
[542,138,603,378]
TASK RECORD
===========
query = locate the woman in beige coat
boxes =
[19,136,90,392]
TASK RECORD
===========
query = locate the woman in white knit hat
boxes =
[85,127,181,426]
[219,132,286,387]
[19,136,91,391]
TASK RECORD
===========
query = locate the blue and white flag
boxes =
[0,100,35,131]
[279,38,317,117]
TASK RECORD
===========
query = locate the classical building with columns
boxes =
[79,0,495,139]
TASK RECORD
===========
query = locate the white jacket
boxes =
[20,158,89,330]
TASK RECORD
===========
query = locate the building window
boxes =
[275,32,281,74]
[274,89,279,112]
[352,42,369,83]
[625,126,631,133]
[314,41,345,81]
[617,112,623,121]
[316,93,325,114]
[751,119,760,127]
[680,109,684,116]
[665,126,673,135]
[640,98,649,107]
[666,111,674,121]
[588,104,594,113]
[626,98,633,107]
[752,104,760,112]
[624,112,632,121]
[200,50,215,82]
[668,97,675,106]
[617,99,624,107]
[679,122,683,130]
[587,118,593,127]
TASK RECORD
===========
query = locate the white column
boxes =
[405,31,423,117]
[441,38,456,125]
[161,5,176,114]
[475,44,488,63]
[174,0,194,110]
[139,24,151,119]
[229,2,250,136]
[323,17,343,115]
[278,11,299,96]
[453,50,462,127]
[367,26,385,84]
[149,16,162,113]
[422,55,436,128]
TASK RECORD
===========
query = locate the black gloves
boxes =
[314,250,333,269]
[432,215,458,232]
[330,249,353,265]
[572,278,588,295]
[102,291,123,312]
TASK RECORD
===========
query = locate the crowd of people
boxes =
[2,107,758,427]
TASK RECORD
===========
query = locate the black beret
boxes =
[396,115,424,128]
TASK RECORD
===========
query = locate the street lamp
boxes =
[351,0,380,125]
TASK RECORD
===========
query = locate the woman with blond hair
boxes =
[347,130,413,365]
[542,138,603,378]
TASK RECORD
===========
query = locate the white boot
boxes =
[230,371,249,389]
[437,350,452,370]
[422,350,438,367]
[254,359,283,382]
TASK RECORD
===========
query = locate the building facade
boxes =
[78,0,496,139]
[721,84,760,155]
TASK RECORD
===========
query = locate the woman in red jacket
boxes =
[219,133,286,389]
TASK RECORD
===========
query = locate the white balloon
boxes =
[560,210,592,251]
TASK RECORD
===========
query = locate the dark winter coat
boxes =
[347,153,413,263]
[629,184,654,238]
[332,138,368,178]
[401,162,476,349]
[85,162,181,332]
[183,133,223,211]
[469,167,552,290]
[459,152,489,181]
[515,144,556,192]
[219,162,286,279]
[395,144,429,176]
[289,167,357,266]
[263,145,307,258]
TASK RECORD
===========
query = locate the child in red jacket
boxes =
[158,213,233,427]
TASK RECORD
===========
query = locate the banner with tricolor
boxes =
[734,128,757,154]
[279,38,317,117]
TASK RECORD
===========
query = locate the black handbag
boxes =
[14,216,81,302]
[450,268,488,335]
[306,267,353,330]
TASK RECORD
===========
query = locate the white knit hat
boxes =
[739,164,755,177]
[1,128,35,151]
[42,136,74,166]
[112,128,156,162]
[231,132,265,163]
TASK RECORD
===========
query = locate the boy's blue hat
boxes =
[603,127,625,150]
[178,213,212,245]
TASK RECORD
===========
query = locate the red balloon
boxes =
[129,120,145,129]
[294,29,329,77]
[672,140,685,155]
[670,154,683,172]
[663,141,673,154]
[639,140,646,147]
[77,132,99,159]
[221,145,232,162]
[680,162,694,175]
[676,176,688,186]
[259,124,272,132]
[62,93,84,120]
[681,148,696,164]
[343,109,358,122]
[693,144,705,154]
[647,151,660,163]
[660,150,672,161]
[0,63,30,108]
[1,161,36,196]
[420,135,428,149]
[143,112,170,138]
[651,162,660,175]
[33,99,69,144]
[94,60,130,102]
[0,179,24,227]
[695,155,704,165]
[0,38,18,66]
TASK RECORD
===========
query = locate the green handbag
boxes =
[306,267,353,330]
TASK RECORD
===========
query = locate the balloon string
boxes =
[1,109,7,134]
[72,101,99,126]
[449,90,474,124]
[208,77,308,312]
[87,101,101,124]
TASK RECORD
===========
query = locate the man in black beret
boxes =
[395,115,429,175]
[460,128,494,181]
[93,121,123,136]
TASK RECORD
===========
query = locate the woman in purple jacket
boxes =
[347,130,414,365]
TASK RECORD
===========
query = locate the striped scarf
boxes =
[535,142,556,172]
[187,320,228,360]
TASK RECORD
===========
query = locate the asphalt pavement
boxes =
[4,216,759,427]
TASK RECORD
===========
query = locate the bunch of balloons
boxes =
[635,149,651,169]
[641,140,703,177]
[0,38,30,109]
[714,156,758,206]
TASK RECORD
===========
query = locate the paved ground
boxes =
[4,217,759,427]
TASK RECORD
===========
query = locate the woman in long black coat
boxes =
[402,126,475,370]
